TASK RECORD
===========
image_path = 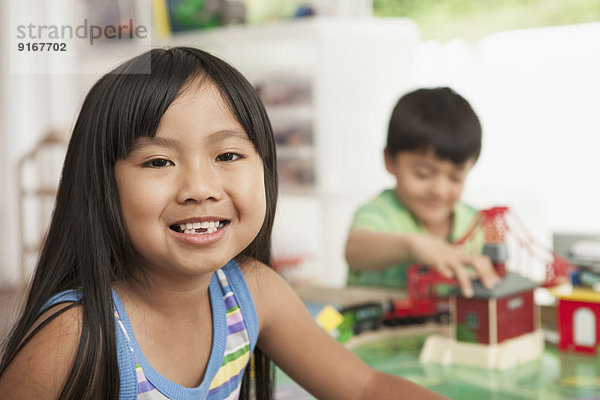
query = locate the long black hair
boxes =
[0,47,277,399]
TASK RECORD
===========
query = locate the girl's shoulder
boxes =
[235,256,281,294]
[0,301,82,397]
[234,257,299,335]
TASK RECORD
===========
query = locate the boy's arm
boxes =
[345,228,414,271]
[345,228,499,297]
[242,261,448,400]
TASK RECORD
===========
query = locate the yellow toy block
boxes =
[316,305,344,333]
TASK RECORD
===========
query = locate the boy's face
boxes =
[385,148,475,230]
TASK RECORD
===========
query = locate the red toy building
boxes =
[455,272,538,345]
[454,210,541,345]
[420,206,572,370]
[553,288,600,355]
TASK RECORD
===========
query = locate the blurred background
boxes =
[1,0,600,290]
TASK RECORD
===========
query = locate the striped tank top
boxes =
[43,260,258,400]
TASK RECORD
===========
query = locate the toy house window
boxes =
[573,307,596,347]
[507,297,524,310]
[466,313,479,330]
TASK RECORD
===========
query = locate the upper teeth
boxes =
[180,221,220,234]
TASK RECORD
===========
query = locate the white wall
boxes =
[413,23,600,248]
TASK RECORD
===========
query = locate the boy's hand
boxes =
[408,234,501,297]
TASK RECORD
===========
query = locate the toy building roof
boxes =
[461,272,538,299]
[551,287,600,304]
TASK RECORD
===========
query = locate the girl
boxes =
[0,47,447,400]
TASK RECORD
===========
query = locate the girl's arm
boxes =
[242,261,448,400]
[0,303,82,399]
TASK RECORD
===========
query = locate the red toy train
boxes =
[384,264,455,325]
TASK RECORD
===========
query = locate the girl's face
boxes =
[114,83,266,279]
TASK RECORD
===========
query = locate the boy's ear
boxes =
[383,148,394,174]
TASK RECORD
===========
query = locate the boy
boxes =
[345,87,500,297]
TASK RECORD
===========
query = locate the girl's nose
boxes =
[176,165,222,204]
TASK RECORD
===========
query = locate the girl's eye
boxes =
[143,159,174,168]
[216,152,242,162]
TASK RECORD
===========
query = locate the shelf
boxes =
[265,104,312,121]
[276,145,314,159]
[20,189,58,197]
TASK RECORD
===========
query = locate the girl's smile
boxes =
[169,218,228,234]
[169,217,230,246]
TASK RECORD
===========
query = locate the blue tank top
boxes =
[42,260,259,399]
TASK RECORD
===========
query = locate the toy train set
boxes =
[313,206,599,367]
[334,264,455,342]
[328,207,574,345]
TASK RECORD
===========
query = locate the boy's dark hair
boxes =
[386,87,482,164]
[0,47,276,399]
